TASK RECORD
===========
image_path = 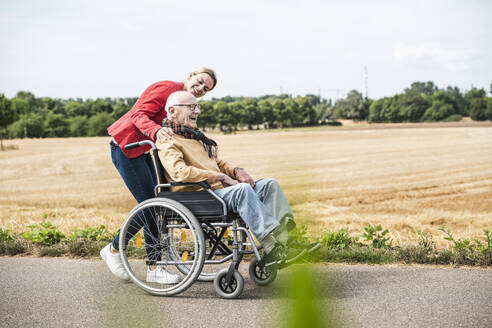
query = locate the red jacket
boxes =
[107,81,184,158]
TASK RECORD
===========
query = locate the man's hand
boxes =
[156,127,173,143]
[234,168,255,188]
[218,173,238,187]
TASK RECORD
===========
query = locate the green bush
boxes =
[397,231,436,264]
[421,100,455,121]
[474,229,492,265]
[0,228,28,255]
[0,228,14,242]
[439,227,480,265]
[442,114,462,122]
[360,224,392,248]
[21,221,65,245]
[0,239,28,256]
[320,228,356,250]
[287,224,309,247]
[69,225,115,242]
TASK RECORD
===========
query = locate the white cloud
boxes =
[392,42,479,72]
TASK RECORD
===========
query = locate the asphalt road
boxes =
[0,257,491,328]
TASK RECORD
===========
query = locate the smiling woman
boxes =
[101,68,217,284]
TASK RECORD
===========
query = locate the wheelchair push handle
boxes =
[124,140,157,151]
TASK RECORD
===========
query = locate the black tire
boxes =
[248,258,278,286]
[119,197,205,296]
[213,268,244,299]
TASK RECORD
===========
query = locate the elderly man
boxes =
[157,91,318,263]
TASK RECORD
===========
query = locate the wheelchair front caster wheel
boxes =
[213,268,244,299]
[249,258,278,286]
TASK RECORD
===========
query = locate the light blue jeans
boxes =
[214,178,295,241]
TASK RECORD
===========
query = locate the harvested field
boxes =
[1,122,491,247]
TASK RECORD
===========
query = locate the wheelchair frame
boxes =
[118,140,278,298]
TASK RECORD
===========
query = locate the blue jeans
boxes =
[214,178,295,241]
[110,143,160,260]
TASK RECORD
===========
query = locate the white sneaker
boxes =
[146,266,180,284]
[100,243,130,281]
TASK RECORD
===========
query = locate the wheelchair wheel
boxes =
[119,197,205,296]
[213,268,244,299]
[248,258,278,286]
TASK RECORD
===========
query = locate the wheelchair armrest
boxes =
[170,181,211,189]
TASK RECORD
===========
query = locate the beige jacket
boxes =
[156,135,236,192]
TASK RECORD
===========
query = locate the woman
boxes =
[100,68,217,284]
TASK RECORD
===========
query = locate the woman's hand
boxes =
[234,168,255,188]
[156,127,173,143]
[218,173,238,187]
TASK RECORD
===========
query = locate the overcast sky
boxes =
[1,0,491,101]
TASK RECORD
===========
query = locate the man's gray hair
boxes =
[165,91,195,116]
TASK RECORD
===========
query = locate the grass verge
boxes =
[1,224,491,266]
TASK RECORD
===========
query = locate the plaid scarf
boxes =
[163,119,218,158]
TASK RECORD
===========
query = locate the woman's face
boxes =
[185,73,214,98]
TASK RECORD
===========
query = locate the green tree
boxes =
[7,113,44,138]
[314,103,333,123]
[380,96,403,122]
[272,99,289,128]
[334,90,367,121]
[368,98,384,123]
[464,87,486,115]
[15,91,36,108]
[258,100,276,128]
[421,100,454,121]
[444,86,466,115]
[88,112,113,136]
[404,81,438,96]
[0,95,15,149]
[304,94,321,106]
[421,91,457,121]
[399,92,430,122]
[228,101,245,130]
[241,98,262,129]
[487,98,492,120]
[69,116,90,137]
[282,98,298,127]
[11,98,32,115]
[469,97,488,121]
[112,101,130,120]
[214,101,234,132]
[295,96,316,125]
[89,98,113,115]
[197,101,216,130]
[65,101,90,117]
[44,113,70,137]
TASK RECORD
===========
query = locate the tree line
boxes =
[0,81,491,141]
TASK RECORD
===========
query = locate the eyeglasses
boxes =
[173,103,201,111]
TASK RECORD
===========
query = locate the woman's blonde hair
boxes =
[190,67,217,90]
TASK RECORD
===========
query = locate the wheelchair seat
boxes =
[157,190,229,221]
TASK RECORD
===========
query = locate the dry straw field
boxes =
[1,121,491,246]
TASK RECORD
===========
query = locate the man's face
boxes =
[170,93,200,128]
[186,73,214,98]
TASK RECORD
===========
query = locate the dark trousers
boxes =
[110,142,160,260]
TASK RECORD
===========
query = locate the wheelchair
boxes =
[118,140,299,298]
